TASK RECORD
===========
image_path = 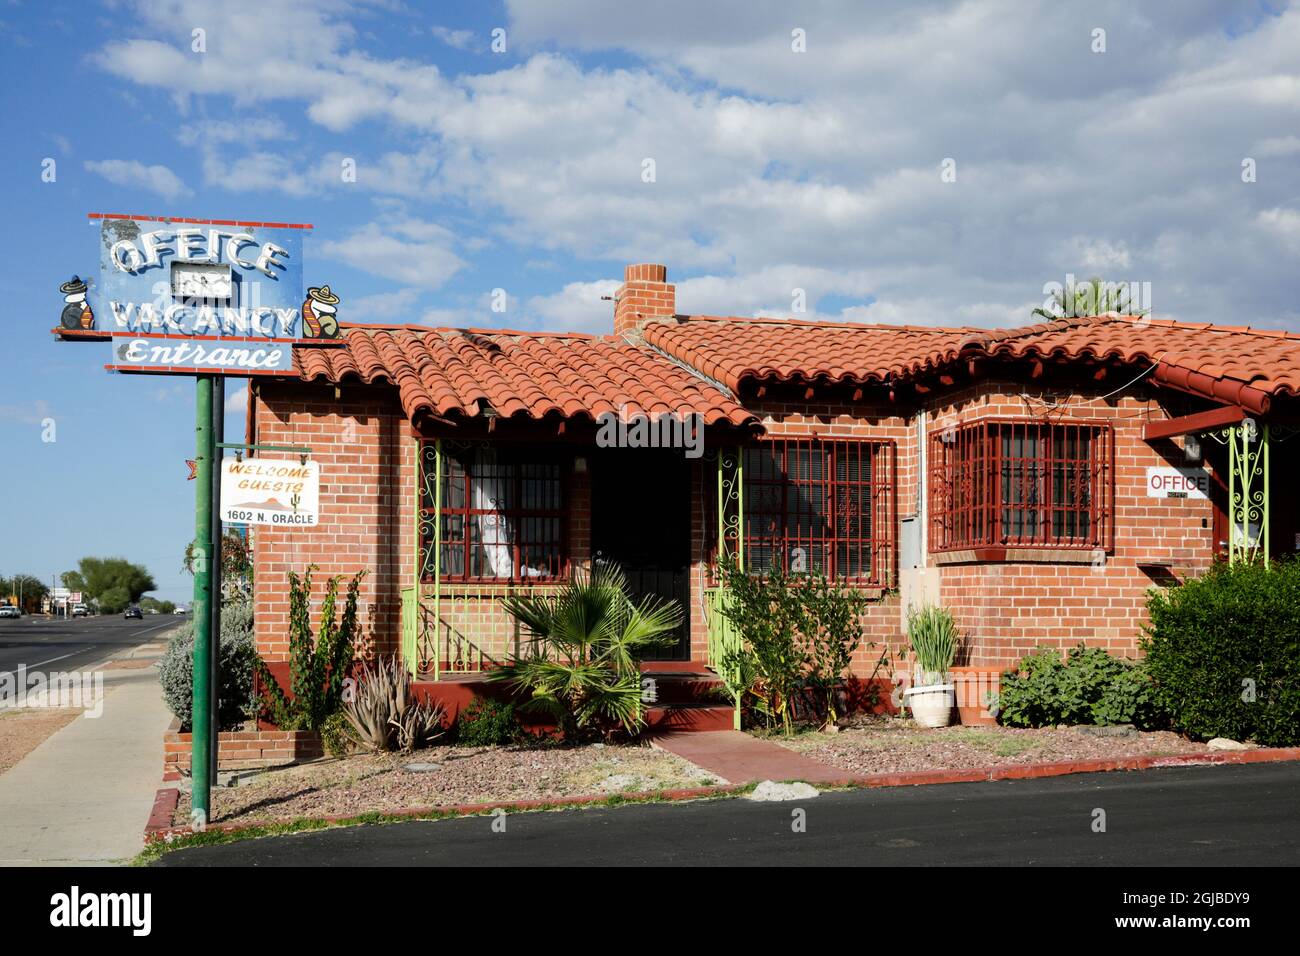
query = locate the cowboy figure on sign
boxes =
[301,285,341,339]
[59,275,94,331]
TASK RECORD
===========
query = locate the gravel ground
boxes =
[774,715,1209,774]
[0,708,81,775]
[176,743,724,826]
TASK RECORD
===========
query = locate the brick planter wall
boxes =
[162,718,322,781]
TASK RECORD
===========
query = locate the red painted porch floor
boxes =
[650,731,854,786]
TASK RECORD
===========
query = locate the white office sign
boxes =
[1146,466,1209,499]
[221,458,320,526]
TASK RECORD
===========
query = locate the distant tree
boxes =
[2,574,51,611]
[63,557,156,609]
[141,597,177,614]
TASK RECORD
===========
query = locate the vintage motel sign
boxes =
[53,212,344,829]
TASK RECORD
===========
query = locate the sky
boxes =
[0,0,1298,603]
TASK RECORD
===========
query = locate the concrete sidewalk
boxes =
[0,641,171,865]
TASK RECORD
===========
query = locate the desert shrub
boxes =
[1143,560,1300,746]
[342,656,446,753]
[456,696,520,746]
[319,711,354,759]
[253,566,366,731]
[997,644,1166,729]
[158,598,257,731]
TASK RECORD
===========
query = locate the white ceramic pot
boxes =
[905,683,955,728]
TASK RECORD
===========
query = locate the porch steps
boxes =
[640,666,735,733]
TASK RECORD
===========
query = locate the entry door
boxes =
[590,449,691,660]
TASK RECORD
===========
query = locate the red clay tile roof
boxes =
[294,325,757,427]
[644,314,1300,414]
[962,315,1300,414]
[641,315,979,391]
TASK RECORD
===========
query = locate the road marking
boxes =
[0,649,85,680]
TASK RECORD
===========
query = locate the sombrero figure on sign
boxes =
[59,275,94,331]
[301,285,341,339]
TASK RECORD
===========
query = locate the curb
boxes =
[143,745,1300,846]
[143,783,752,844]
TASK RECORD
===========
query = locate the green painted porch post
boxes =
[190,375,215,826]
[433,438,443,681]
[1228,421,1270,565]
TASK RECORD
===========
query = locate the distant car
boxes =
[71,604,89,618]
[0,606,19,619]
[174,606,188,615]
[148,608,160,615]
[124,606,143,620]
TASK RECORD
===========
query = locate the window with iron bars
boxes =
[419,443,569,582]
[929,418,1113,552]
[741,438,895,585]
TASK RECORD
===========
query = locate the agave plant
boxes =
[489,564,681,740]
[343,655,446,752]
[905,605,959,685]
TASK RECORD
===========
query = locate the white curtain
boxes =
[472,449,515,578]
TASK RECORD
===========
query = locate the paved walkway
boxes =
[651,730,853,785]
[0,639,171,865]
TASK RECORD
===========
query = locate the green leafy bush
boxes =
[1142,559,1300,746]
[456,697,520,747]
[158,598,257,732]
[716,556,881,734]
[253,566,366,731]
[997,645,1165,729]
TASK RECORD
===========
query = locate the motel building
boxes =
[240,263,1300,729]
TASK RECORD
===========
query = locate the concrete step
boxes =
[643,702,736,733]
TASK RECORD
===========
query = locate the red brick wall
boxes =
[923,379,1214,668]
[250,373,1215,680]
[250,381,413,661]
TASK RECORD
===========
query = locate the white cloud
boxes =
[316,220,466,289]
[432,26,477,51]
[224,384,248,416]
[91,0,1300,330]
[84,159,192,200]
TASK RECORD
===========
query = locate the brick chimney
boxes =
[614,263,675,337]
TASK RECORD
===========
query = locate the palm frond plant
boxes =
[489,564,681,741]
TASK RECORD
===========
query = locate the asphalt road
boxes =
[155,761,1300,867]
[0,613,183,678]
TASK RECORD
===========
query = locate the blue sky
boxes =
[1,0,1297,602]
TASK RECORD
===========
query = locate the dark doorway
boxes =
[591,449,692,660]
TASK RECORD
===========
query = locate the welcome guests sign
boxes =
[61,214,344,375]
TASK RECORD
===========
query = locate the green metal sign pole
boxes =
[209,375,224,782]
[191,375,214,826]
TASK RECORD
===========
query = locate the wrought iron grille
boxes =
[419,441,569,583]
[929,418,1113,552]
[739,438,895,585]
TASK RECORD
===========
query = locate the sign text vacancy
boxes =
[88,216,340,375]
[220,458,320,526]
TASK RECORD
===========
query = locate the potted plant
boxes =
[902,605,958,728]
